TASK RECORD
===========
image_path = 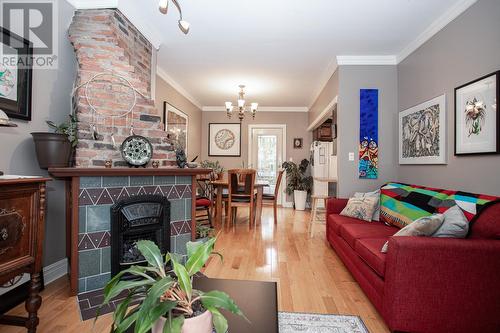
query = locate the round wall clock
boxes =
[121,135,153,167]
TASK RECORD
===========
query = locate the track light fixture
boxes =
[158,0,190,35]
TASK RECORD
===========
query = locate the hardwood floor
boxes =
[0,207,389,333]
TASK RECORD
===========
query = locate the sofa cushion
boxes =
[340,197,379,222]
[469,201,500,239]
[339,223,397,249]
[327,214,366,236]
[355,238,388,277]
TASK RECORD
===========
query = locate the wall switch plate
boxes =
[348,152,355,161]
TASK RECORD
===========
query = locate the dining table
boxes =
[210,179,269,227]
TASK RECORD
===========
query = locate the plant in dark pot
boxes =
[98,238,247,333]
[282,159,313,211]
[31,115,78,169]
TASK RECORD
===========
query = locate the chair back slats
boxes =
[274,169,285,197]
[228,169,256,200]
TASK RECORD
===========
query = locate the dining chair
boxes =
[224,169,256,227]
[262,169,284,224]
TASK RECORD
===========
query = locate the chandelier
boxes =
[158,0,190,34]
[225,85,258,121]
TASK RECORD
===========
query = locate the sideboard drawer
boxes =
[0,191,35,271]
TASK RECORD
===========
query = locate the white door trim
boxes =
[248,124,287,205]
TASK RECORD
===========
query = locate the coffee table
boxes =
[194,277,278,333]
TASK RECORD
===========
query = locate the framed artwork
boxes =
[163,102,188,152]
[293,138,303,149]
[208,123,241,156]
[0,27,33,121]
[455,71,499,155]
[359,89,379,179]
[399,94,447,164]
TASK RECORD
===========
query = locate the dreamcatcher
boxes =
[72,72,154,166]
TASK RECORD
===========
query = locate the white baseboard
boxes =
[282,201,293,208]
[43,258,68,285]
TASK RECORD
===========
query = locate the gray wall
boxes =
[337,65,398,197]
[0,1,76,265]
[155,75,202,162]
[398,0,500,195]
[309,69,338,127]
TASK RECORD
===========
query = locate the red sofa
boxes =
[326,197,500,333]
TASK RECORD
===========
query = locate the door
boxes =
[249,126,286,205]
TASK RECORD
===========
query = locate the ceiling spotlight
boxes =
[178,20,190,35]
[158,0,169,14]
[158,0,190,34]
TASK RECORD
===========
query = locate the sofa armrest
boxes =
[326,198,348,215]
[384,237,500,332]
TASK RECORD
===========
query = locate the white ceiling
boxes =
[82,0,476,109]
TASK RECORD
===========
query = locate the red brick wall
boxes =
[69,9,174,167]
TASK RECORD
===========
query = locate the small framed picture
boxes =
[455,71,499,155]
[208,123,241,156]
[293,138,303,149]
[0,27,33,121]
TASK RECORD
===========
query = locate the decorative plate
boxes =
[121,135,153,166]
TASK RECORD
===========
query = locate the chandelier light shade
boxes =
[158,0,190,35]
[225,85,258,121]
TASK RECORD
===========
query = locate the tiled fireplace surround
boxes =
[77,175,192,293]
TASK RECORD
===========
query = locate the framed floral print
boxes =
[455,71,499,155]
[208,123,241,156]
[0,27,33,121]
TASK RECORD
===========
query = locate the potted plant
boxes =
[200,160,224,179]
[196,222,215,243]
[282,159,313,211]
[31,114,78,169]
[99,238,247,333]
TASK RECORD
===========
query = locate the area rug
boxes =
[278,311,369,333]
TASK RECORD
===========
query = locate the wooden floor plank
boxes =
[1,207,389,333]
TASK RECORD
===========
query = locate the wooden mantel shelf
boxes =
[48,167,212,178]
[48,166,211,296]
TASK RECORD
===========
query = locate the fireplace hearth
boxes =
[111,195,170,277]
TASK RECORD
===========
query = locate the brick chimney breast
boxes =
[69,9,174,167]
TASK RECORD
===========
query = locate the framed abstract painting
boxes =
[208,123,241,156]
[0,27,33,121]
[359,89,378,179]
[399,94,447,164]
[163,102,188,152]
[455,71,499,155]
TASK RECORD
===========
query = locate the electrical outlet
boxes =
[348,152,355,161]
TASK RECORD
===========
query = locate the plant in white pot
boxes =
[282,159,313,211]
[98,238,246,333]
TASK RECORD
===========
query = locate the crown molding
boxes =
[202,106,309,112]
[307,96,337,131]
[157,66,203,109]
[336,55,398,66]
[397,0,478,63]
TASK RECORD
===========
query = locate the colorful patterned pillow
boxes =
[340,197,378,222]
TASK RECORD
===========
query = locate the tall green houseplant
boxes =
[282,159,313,210]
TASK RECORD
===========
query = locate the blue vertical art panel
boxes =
[359,89,379,179]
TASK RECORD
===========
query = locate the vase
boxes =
[152,310,213,333]
[31,132,72,169]
[293,190,307,211]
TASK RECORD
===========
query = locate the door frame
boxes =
[248,124,287,205]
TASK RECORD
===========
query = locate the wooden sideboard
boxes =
[0,178,50,333]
